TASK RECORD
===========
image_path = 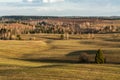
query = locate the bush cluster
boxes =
[79,53,89,63]
[78,49,105,64]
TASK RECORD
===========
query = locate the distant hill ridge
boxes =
[1,16,120,20]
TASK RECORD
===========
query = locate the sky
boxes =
[0,0,120,16]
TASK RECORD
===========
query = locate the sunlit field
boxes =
[0,34,120,80]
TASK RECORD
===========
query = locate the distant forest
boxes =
[0,16,120,40]
[1,16,120,20]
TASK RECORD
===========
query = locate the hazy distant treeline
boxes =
[1,16,120,20]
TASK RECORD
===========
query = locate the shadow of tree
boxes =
[66,50,96,56]
[80,41,120,48]
[11,57,78,64]
[104,38,120,42]
[66,50,120,64]
[66,49,120,57]
[8,49,120,64]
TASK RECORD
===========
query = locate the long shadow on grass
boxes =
[66,49,120,56]
[66,50,96,56]
[66,50,120,64]
[11,50,96,64]
[80,41,120,48]
[9,49,120,64]
[103,39,120,42]
[11,57,78,64]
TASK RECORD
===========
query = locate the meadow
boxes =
[0,33,120,80]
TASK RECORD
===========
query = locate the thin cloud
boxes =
[0,0,120,16]
[22,0,42,3]
[0,0,22,2]
[22,0,64,3]
[42,0,64,3]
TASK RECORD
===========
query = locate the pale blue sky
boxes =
[0,0,120,16]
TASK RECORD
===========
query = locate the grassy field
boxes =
[0,34,120,80]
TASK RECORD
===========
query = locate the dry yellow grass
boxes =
[0,34,120,80]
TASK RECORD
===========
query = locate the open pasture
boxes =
[0,33,120,80]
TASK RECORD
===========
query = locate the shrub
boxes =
[95,49,104,64]
[29,37,32,40]
[60,34,64,40]
[79,53,89,63]
[16,35,22,40]
[29,37,36,40]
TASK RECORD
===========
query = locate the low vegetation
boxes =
[0,15,120,80]
[95,49,105,64]
[0,33,119,80]
[1,16,120,40]
[79,53,89,63]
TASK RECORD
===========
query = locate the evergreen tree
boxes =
[95,49,104,64]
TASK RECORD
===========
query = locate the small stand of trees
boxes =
[60,33,69,40]
[78,49,105,64]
